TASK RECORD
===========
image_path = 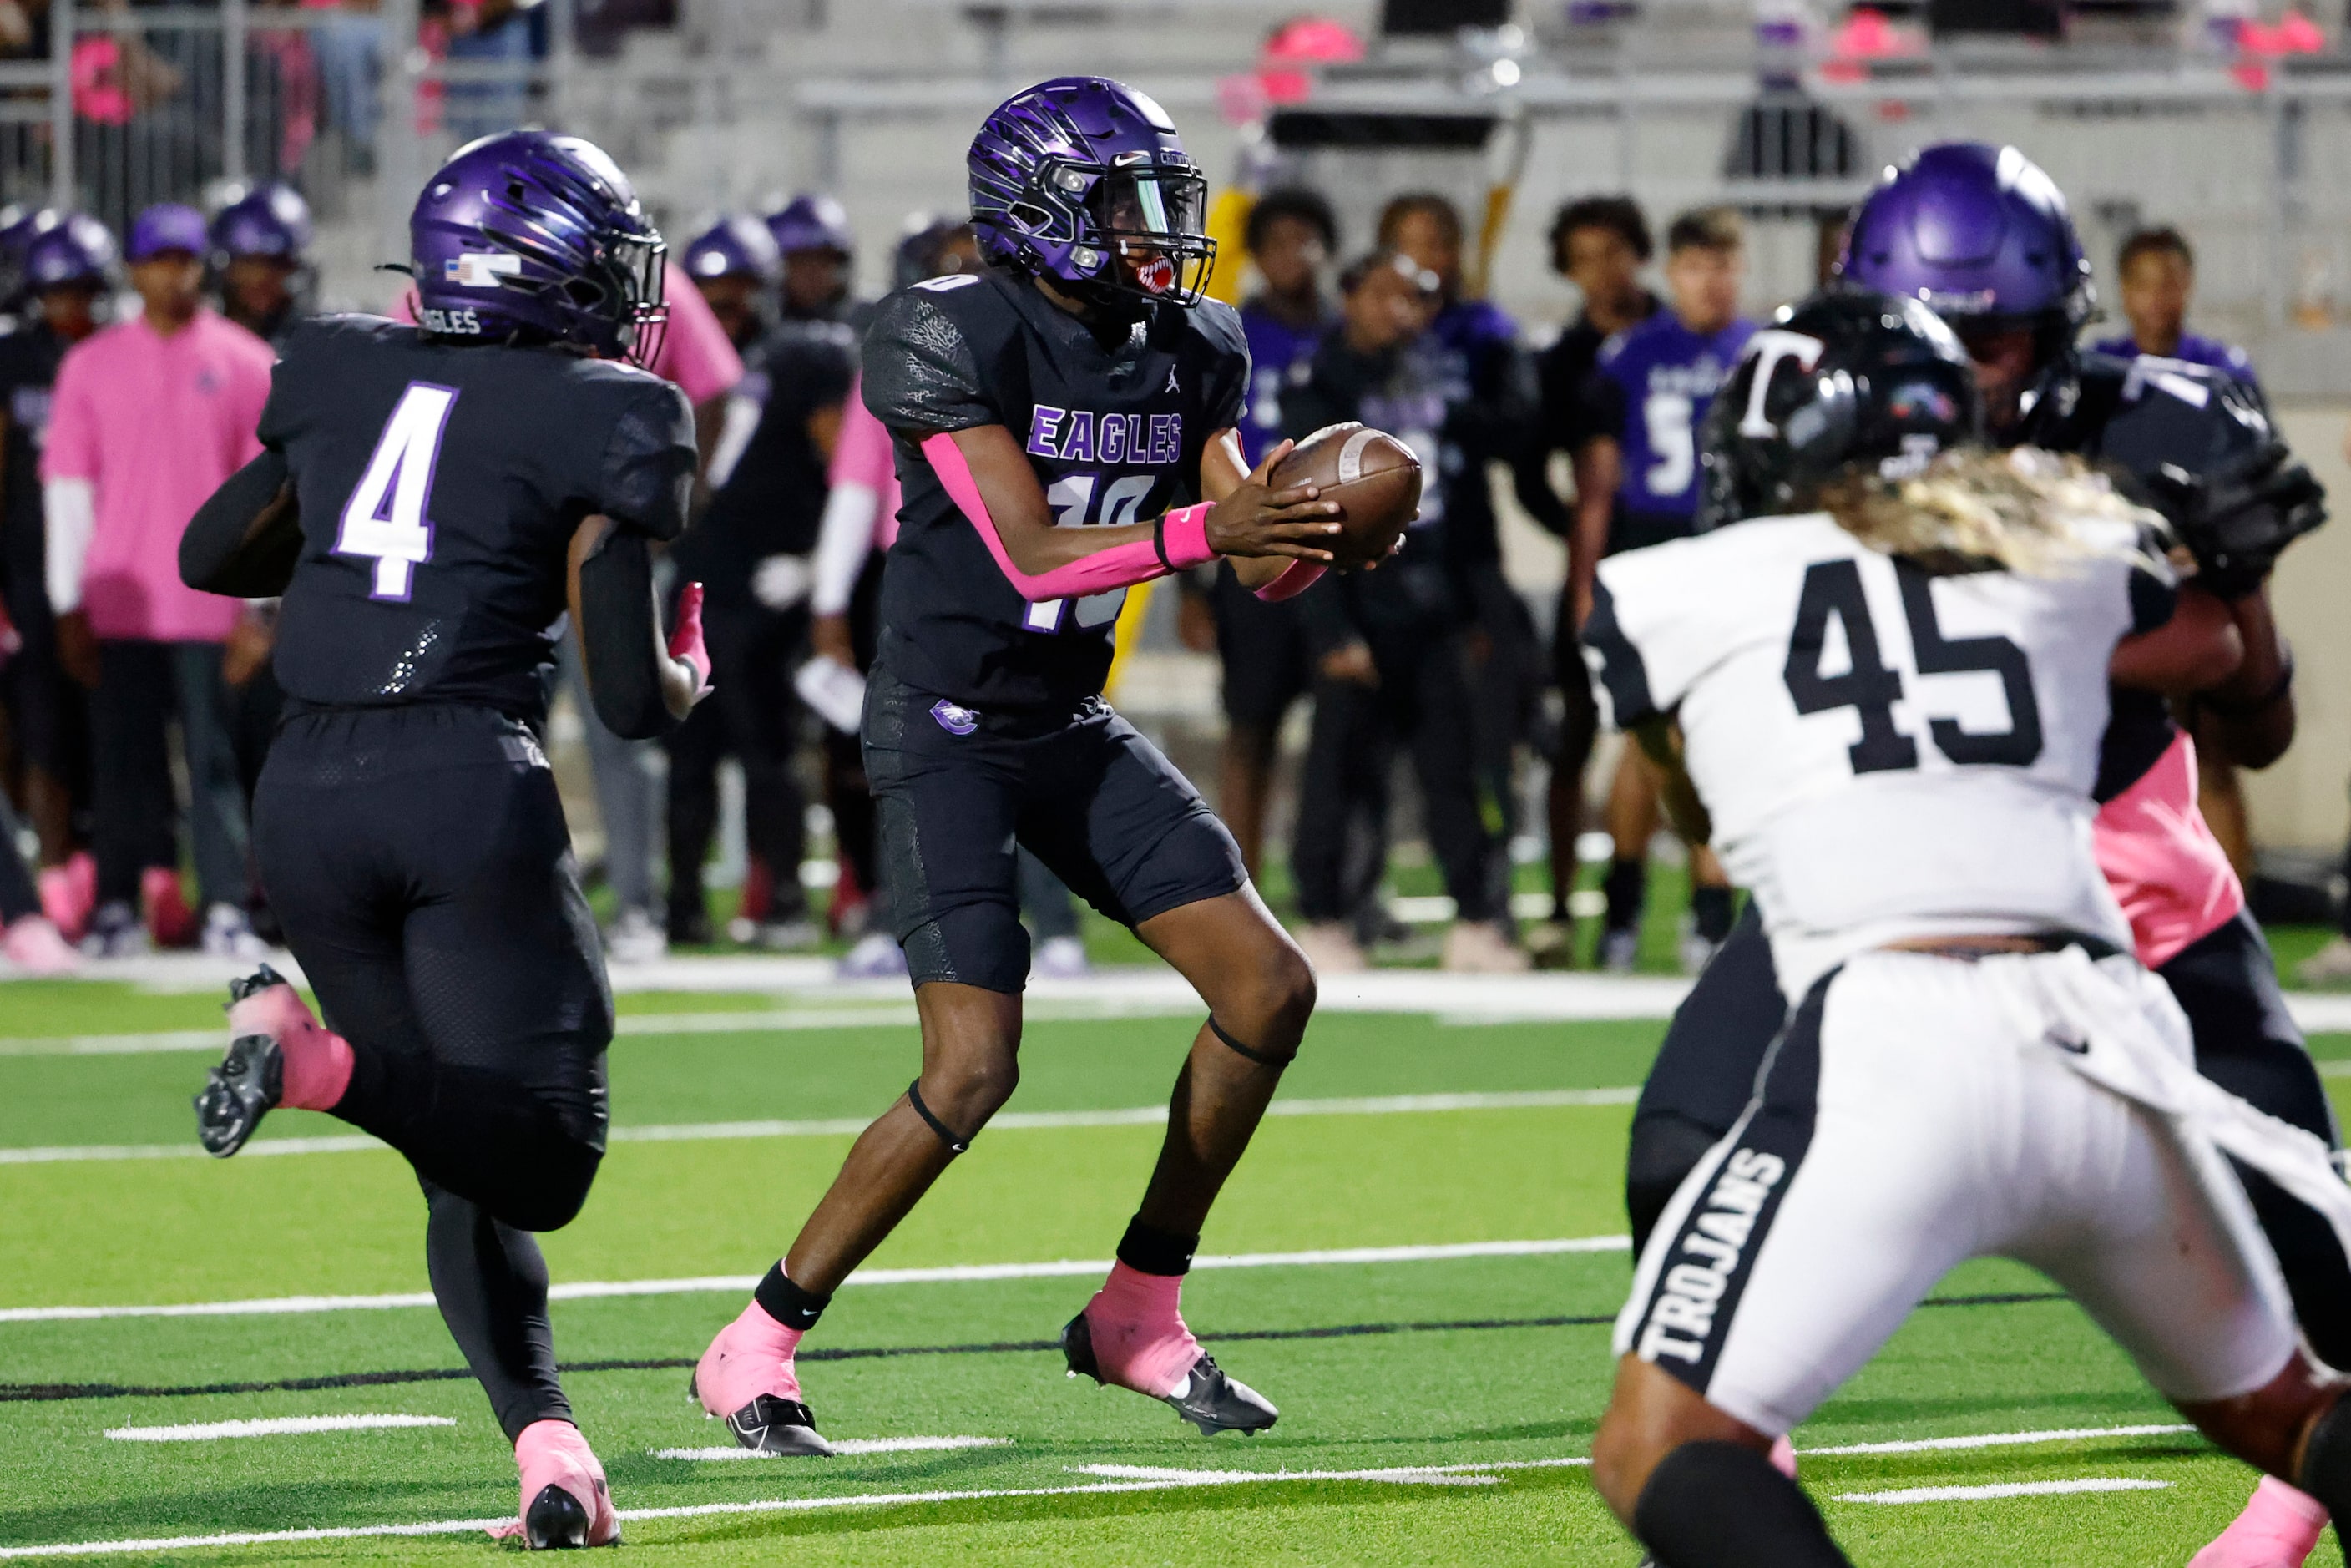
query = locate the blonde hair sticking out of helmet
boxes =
[1813,448,2169,579]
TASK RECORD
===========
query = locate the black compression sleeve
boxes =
[179,448,301,596]
[574,527,680,741]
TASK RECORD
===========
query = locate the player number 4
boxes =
[1783,558,2043,774]
[336,381,458,602]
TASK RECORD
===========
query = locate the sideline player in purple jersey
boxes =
[2090,225,2259,389]
[1579,206,1753,973]
[180,131,709,1548]
[688,75,1352,1456]
[1208,186,1337,877]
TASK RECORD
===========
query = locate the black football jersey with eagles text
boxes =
[861,269,1249,713]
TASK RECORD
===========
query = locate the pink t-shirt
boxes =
[2091,730,2245,968]
[390,259,741,404]
[45,308,272,642]
[648,259,742,406]
[831,373,900,550]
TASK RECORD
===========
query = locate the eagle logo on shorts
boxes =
[930,699,980,736]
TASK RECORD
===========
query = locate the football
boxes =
[1270,422,1423,570]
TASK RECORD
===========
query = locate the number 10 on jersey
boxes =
[336,382,458,601]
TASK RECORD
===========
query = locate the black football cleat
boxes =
[686,1373,834,1457]
[1060,1311,1280,1436]
[523,1482,590,1549]
[194,1033,282,1157]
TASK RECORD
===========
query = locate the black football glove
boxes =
[2144,438,2327,600]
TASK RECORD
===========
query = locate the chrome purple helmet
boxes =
[764,193,853,258]
[1838,144,2091,331]
[408,129,667,365]
[210,183,313,263]
[968,75,1215,309]
[683,214,779,283]
[0,205,61,310]
[22,214,117,291]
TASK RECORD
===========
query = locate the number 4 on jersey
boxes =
[336,382,458,601]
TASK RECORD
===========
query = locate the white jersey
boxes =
[1585,511,2174,997]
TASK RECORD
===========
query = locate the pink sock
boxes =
[2192,1476,2328,1568]
[1080,1261,1201,1399]
[229,983,353,1111]
[695,1297,806,1416]
[492,1419,615,1546]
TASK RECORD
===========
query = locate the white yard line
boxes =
[1807,1424,2192,1457]
[1835,1477,2172,1505]
[0,1442,2194,1559]
[0,1235,1625,1323]
[0,1087,1636,1166]
[656,1436,1007,1459]
[104,1414,455,1442]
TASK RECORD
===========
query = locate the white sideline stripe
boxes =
[0,1088,1637,1166]
[0,1236,1625,1323]
[1807,1424,2192,1457]
[656,1436,1007,1459]
[104,1414,456,1442]
[1836,1477,2172,1505]
[0,1458,1593,1559]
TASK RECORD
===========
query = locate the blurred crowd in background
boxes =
[0,154,2304,983]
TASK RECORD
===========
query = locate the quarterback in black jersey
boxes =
[179,132,705,1550]
[1627,144,2335,1566]
[689,76,1347,1455]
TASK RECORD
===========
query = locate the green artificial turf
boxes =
[3,984,2348,1565]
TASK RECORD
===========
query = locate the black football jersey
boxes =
[2030,351,2271,802]
[684,317,857,609]
[0,322,64,624]
[861,269,1249,713]
[260,315,695,721]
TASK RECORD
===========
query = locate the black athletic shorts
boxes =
[865,663,1246,994]
[255,703,614,1160]
[1212,564,1310,732]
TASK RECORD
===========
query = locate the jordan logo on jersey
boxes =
[1026,406,1183,466]
[1636,1146,1787,1368]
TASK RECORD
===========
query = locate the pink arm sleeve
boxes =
[920,432,1212,603]
[1253,560,1326,602]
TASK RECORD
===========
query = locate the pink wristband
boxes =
[1155,503,1215,571]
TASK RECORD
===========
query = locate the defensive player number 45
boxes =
[1023,472,1155,634]
[1783,557,2045,774]
[335,381,458,602]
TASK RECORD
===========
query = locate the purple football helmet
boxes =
[683,214,780,282]
[22,214,117,291]
[0,205,62,310]
[128,202,209,261]
[409,129,667,366]
[968,75,1216,309]
[210,183,313,263]
[765,193,854,258]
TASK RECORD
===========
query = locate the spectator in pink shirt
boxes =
[44,202,275,956]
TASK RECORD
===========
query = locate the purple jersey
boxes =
[1238,299,1330,468]
[2087,331,2258,391]
[1587,312,1756,539]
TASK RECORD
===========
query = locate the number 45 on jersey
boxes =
[335,382,458,602]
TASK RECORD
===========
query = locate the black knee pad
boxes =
[499,1140,603,1233]
[1635,1441,1852,1567]
[1625,1113,1729,1257]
